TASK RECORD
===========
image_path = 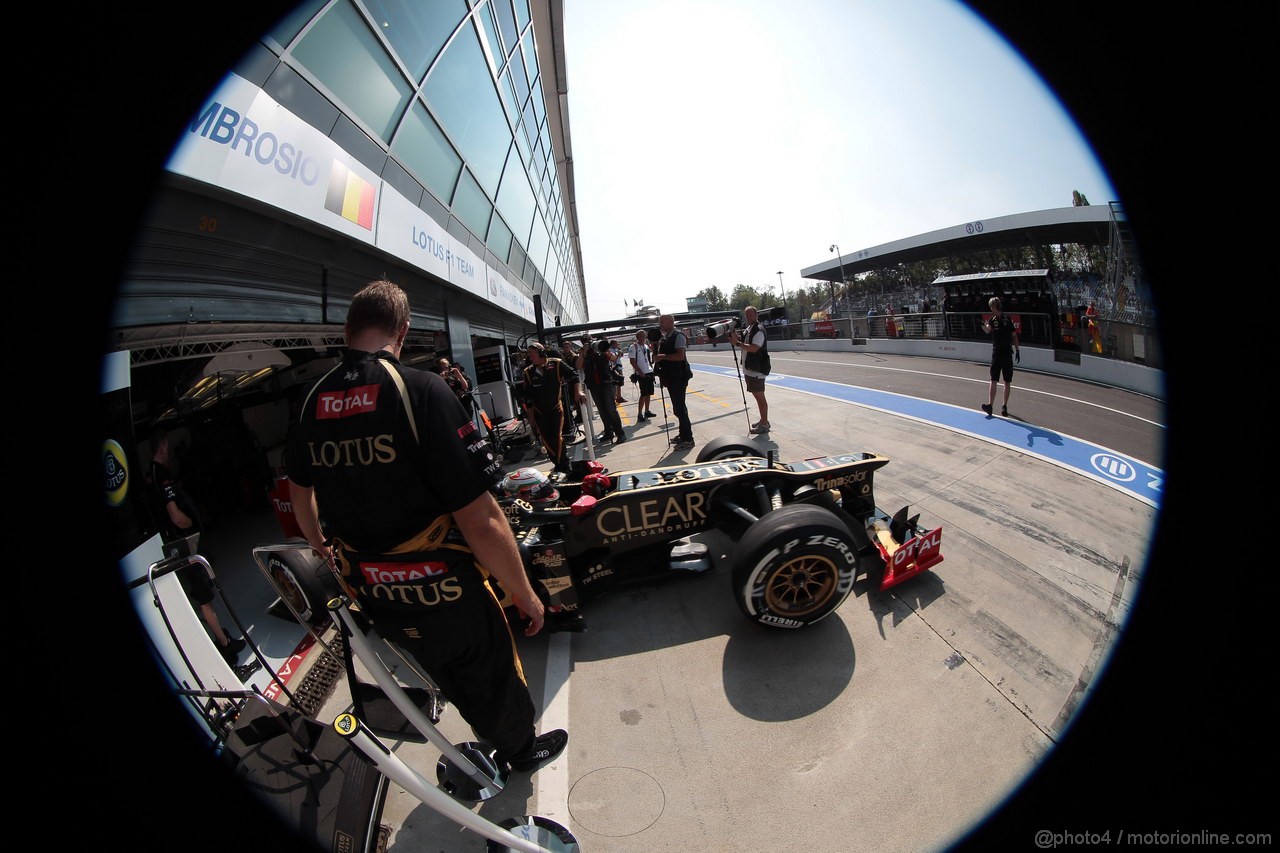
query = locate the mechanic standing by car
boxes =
[981,295,1020,417]
[285,280,567,774]
[729,305,771,434]
[654,314,694,449]
[521,340,585,474]
[582,338,626,445]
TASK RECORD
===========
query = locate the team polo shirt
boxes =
[285,349,502,553]
[989,314,1017,357]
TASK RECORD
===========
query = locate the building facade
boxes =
[113,0,585,421]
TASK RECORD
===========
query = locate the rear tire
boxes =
[696,435,763,462]
[267,545,338,624]
[731,504,858,628]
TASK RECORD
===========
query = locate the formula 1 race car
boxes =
[259,435,942,634]
[490,435,943,631]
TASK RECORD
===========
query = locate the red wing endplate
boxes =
[878,525,943,591]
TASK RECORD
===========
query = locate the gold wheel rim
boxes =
[764,555,838,617]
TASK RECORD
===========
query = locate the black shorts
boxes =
[638,374,655,395]
[990,354,1014,383]
[178,561,215,606]
[745,375,766,393]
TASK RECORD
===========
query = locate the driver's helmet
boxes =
[500,467,559,504]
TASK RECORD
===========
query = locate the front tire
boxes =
[731,504,858,628]
[696,435,763,462]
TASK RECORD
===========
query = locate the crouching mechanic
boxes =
[286,280,567,774]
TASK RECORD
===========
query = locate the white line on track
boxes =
[694,352,1165,429]
[535,631,572,824]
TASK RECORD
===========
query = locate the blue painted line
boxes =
[690,361,1162,508]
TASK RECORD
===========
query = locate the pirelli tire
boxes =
[267,542,339,624]
[696,435,763,462]
[731,504,858,629]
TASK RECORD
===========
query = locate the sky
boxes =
[561,0,1117,321]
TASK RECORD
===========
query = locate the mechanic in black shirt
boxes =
[285,280,567,774]
[519,341,584,474]
[981,296,1021,417]
[146,427,246,665]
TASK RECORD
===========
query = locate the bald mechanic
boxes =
[286,280,566,774]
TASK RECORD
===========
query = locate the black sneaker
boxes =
[672,438,695,450]
[645,411,657,418]
[1001,406,1009,416]
[636,414,648,422]
[980,404,992,415]
[507,729,568,772]
[220,634,246,663]
[613,435,626,445]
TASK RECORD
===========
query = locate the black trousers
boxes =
[531,404,570,471]
[665,380,692,440]
[375,589,536,759]
[588,384,623,439]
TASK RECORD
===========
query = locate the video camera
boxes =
[704,317,740,341]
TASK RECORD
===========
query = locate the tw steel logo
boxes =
[316,384,380,418]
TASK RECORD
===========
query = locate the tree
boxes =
[693,286,728,312]
[729,283,773,311]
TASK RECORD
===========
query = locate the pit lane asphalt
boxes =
[318,350,1164,853]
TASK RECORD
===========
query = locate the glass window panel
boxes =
[522,100,539,153]
[531,74,545,126]
[477,2,505,70]
[510,48,530,108]
[496,149,536,244]
[528,217,550,277]
[268,0,328,48]
[498,67,520,127]
[423,21,512,195]
[392,100,462,203]
[487,214,513,265]
[527,104,542,167]
[522,30,538,86]
[513,117,532,166]
[492,0,519,54]
[514,0,530,31]
[292,0,412,142]
[451,169,494,239]
[531,134,546,181]
[362,0,466,82]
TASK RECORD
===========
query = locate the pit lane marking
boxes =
[689,361,1161,507]
[694,351,1165,429]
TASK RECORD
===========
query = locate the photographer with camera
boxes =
[654,315,694,449]
[627,329,657,423]
[729,305,771,433]
[582,337,626,445]
[437,357,471,403]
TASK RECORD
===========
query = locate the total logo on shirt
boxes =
[317,384,381,418]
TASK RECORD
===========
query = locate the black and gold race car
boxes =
[491,435,943,631]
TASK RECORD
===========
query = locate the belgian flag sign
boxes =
[325,160,375,230]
